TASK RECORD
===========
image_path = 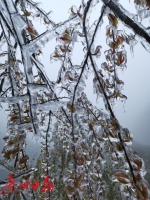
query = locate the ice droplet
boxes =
[0,103,3,111]
[123,101,126,113]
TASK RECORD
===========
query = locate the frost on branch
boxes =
[0,0,149,199]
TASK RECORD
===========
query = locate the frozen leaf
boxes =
[136,183,149,199]
[23,117,31,123]
[69,5,77,15]
[112,171,130,184]
[22,10,32,17]
[74,181,81,189]
[145,0,150,8]
[68,74,74,81]
[26,25,38,37]
[19,155,29,165]
[66,185,74,194]
[58,29,72,43]
[116,53,125,66]
[77,11,83,19]
[88,123,93,131]
[108,13,118,26]
[3,136,9,141]
[56,76,61,84]
[131,155,143,170]
[67,103,76,112]
[44,18,50,24]
[115,34,125,48]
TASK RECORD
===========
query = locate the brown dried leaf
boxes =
[66,185,74,194]
[131,156,143,170]
[146,0,150,7]
[114,172,130,184]
[44,18,50,24]
[74,181,81,189]
[116,35,124,48]
[22,10,31,17]
[3,136,9,141]
[59,34,71,43]
[19,155,29,165]
[67,103,76,112]
[3,151,11,160]
[13,136,18,144]
[108,118,120,132]
[88,123,93,131]
[108,13,118,26]
[141,183,149,199]
[11,147,19,156]
[70,6,77,15]
[56,76,61,84]
[77,11,83,19]
[116,54,125,66]
[27,127,33,132]
[26,25,38,37]
[35,13,40,17]
[22,174,30,180]
[15,71,20,77]
[7,140,14,147]
[68,75,74,81]
[136,183,149,199]
[23,117,31,123]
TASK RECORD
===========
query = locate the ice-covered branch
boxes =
[102,0,150,44]
[0,94,29,103]
[34,101,66,112]
[14,168,36,179]
[0,160,15,174]
[23,15,77,53]
[8,122,33,130]
[26,0,56,27]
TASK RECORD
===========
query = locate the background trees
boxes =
[0,0,150,199]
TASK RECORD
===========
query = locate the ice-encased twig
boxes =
[22,15,77,53]
[0,160,15,174]
[14,168,37,179]
[102,0,150,44]
[26,0,56,27]
[33,101,66,112]
[31,56,57,99]
[0,168,37,186]
[8,122,33,130]
[0,94,29,103]
[28,83,49,93]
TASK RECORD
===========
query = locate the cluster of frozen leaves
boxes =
[0,0,150,199]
